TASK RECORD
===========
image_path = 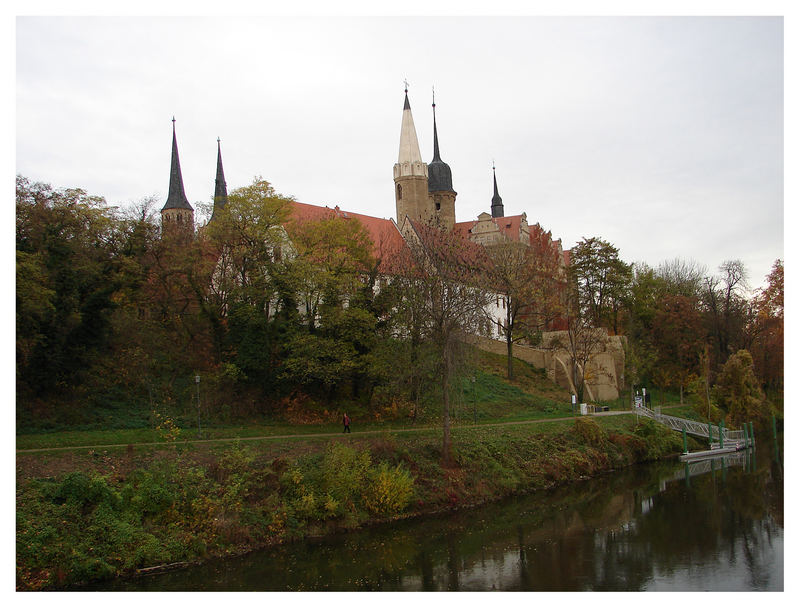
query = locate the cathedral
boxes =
[159,88,626,401]
[161,89,568,269]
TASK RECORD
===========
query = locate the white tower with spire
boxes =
[394,84,433,225]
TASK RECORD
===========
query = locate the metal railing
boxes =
[635,405,745,448]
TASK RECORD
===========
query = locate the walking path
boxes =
[16,410,635,454]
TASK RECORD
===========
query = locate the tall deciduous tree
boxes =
[713,349,770,427]
[749,259,783,397]
[16,176,138,406]
[569,236,632,334]
[487,233,563,380]
[651,294,704,403]
[702,259,749,367]
[391,223,493,463]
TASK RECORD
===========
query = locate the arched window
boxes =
[396,184,402,200]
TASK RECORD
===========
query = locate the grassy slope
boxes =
[16,348,590,451]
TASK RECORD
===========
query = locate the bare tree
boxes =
[390,222,493,463]
[487,233,563,380]
[553,294,608,403]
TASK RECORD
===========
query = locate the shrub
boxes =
[573,417,607,447]
[362,462,414,516]
[49,472,119,512]
[321,443,372,509]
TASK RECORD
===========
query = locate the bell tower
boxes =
[393,85,432,225]
[427,90,456,230]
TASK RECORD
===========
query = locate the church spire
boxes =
[397,82,424,167]
[393,83,430,226]
[491,163,504,218]
[428,87,454,194]
[432,88,441,162]
[211,137,228,221]
[162,117,193,212]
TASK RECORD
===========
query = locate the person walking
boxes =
[342,412,351,433]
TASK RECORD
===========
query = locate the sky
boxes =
[14,13,785,290]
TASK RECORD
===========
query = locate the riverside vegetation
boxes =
[17,413,690,591]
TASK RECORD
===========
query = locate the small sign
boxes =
[635,396,643,408]
[195,375,200,384]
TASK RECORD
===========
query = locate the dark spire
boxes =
[211,137,228,221]
[491,163,504,218]
[162,117,193,211]
[432,88,442,162]
[427,88,454,193]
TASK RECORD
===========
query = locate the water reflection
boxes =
[87,445,783,591]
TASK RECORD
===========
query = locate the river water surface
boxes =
[88,443,783,591]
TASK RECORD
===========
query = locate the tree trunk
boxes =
[506,319,514,381]
[441,341,452,466]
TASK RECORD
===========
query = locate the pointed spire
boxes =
[211,137,228,220]
[162,117,193,211]
[427,87,454,193]
[432,87,441,162]
[397,83,424,166]
[491,162,504,218]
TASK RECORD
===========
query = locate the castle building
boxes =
[153,91,627,400]
[159,89,567,275]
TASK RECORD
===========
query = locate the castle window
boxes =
[177,214,182,224]
[397,184,402,199]
[435,202,441,211]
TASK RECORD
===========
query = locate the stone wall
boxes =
[466,331,626,402]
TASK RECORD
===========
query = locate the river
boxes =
[87,442,783,591]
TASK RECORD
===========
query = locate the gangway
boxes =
[634,404,747,450]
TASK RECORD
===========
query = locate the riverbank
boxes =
[16,415,690,590]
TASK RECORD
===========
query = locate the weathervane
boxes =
[403,78,409,93]
[432,85,436,108]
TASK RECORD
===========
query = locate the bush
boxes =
[49,472,119,511]
[362,462,415,516]
[321,443,372,509]
[573,418,607,447]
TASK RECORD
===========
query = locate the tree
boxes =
[553,291,608,403]
[749,259,783,397]
[16,176,139,406]
[391,222,493,463]
[487,231,563,380]
[569,236,632,334]
[287,212,375,332]
[713,350,770,427]
[655,257,706,298]
[702,259,750,366]
[651,294,704,403]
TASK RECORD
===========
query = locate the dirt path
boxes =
[16,411,635,455]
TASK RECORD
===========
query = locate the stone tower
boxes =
[393,88,431,225]
[161,118,195,235]
[490,164,504,218]
[210,137,228,222]
[427,93,456,230]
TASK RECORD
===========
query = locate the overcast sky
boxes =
[15,15,784,289]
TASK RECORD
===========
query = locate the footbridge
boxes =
[634,405,747,450]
